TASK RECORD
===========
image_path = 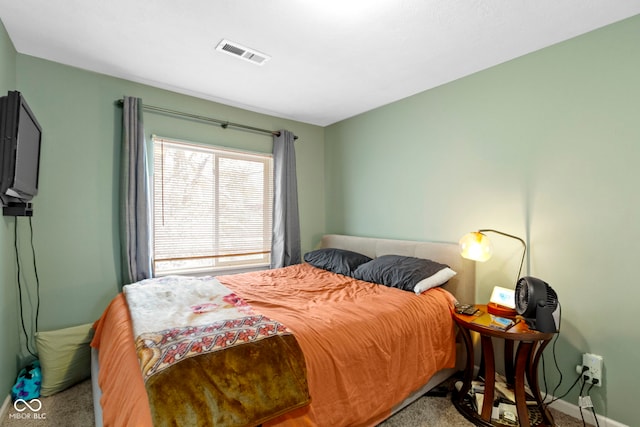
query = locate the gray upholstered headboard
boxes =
[318,234,476,304]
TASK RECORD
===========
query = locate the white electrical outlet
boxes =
[582,353,603,386]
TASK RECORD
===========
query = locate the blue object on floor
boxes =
[11,360,42,401]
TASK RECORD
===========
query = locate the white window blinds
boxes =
[152,136,273,274]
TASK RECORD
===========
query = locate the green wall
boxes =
[0,19,21,401]
[326,15,640,425]
[1,40,324,396]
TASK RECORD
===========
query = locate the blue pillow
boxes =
[352,255,449,292]
[304,248,372,276]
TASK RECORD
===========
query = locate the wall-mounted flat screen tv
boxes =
[0,91,42,216]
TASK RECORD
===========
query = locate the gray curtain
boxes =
[271,130,301,268]
[120,96,153,284]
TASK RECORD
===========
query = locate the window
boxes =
[152,136,273,275]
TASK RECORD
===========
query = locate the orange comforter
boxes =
[91,264,457,427]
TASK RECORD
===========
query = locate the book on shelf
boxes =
[471,312,518,331]
[475,392,484,415]
[494,380,537,405]
[471,380,485,394]
[472,392,501,420]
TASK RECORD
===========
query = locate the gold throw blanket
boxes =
[123,276,310,427]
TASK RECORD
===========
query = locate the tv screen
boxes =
[0,91,42,214]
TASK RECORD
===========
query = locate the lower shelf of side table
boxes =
[452,390,548,427]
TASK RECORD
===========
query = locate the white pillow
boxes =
[413,267,457,294]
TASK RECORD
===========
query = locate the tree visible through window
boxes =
[152,136,273,274]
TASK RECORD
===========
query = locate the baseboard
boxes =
[0,393,11,421]
[548,397,629,427]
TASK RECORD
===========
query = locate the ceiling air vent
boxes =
[215,39,271,65]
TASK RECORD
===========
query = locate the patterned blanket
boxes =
[123,276,310,427]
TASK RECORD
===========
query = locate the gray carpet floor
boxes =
[2,379,94,427]
[2,378,589,426]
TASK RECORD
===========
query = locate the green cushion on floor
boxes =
[35,323,94,396]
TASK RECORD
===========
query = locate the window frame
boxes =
[151,136,273,276]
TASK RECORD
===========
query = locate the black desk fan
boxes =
[515,276,560,333]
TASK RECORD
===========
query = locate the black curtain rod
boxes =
[115,99,298,140]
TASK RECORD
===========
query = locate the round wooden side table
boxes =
[451,305,556,427]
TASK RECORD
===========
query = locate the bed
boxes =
[90,234,475,426]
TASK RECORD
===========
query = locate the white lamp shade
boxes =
[459,231,493,262]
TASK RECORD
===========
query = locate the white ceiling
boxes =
[1,1,639,126]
